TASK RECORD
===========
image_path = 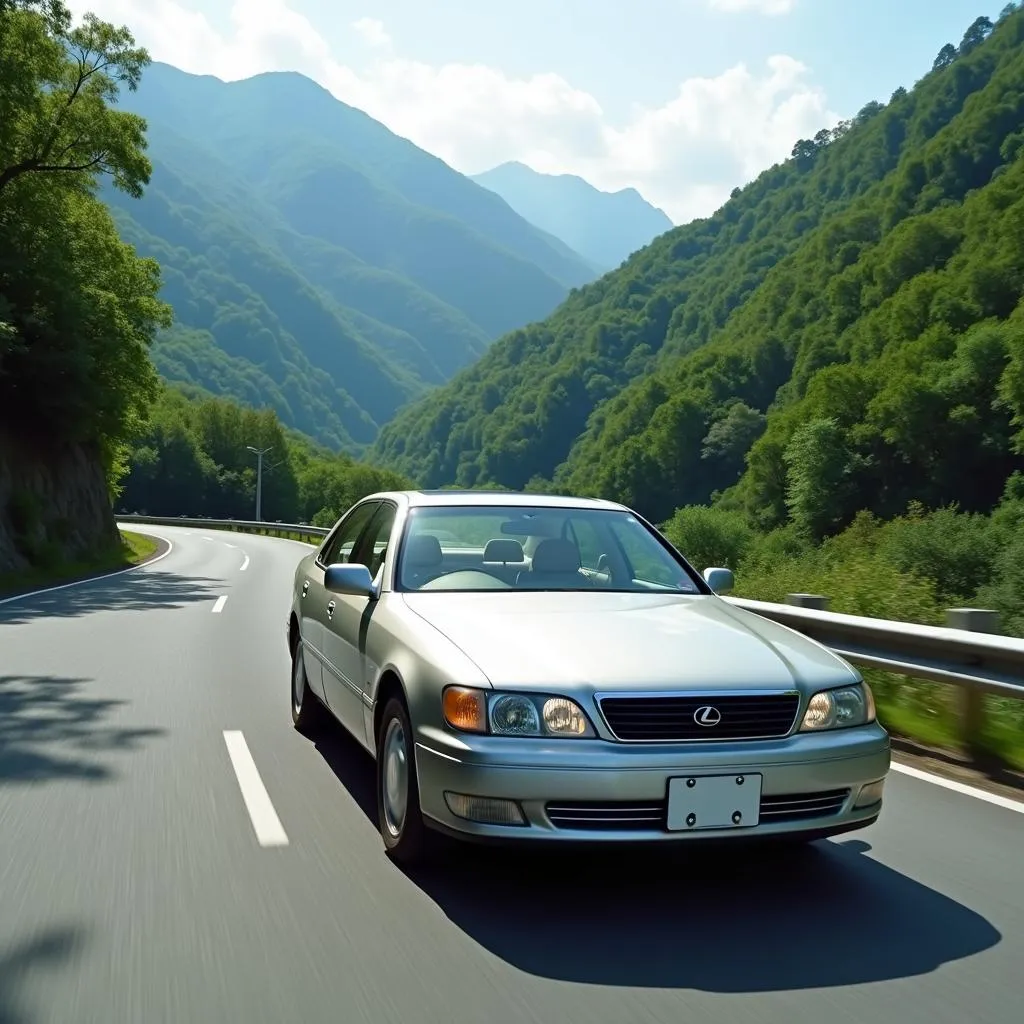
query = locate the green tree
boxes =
[959,16,994,56]
[783,418,858,541]
[0,2,169,462]
[0,2,170,569]
[932,43,958,71]
[0,6,150,196]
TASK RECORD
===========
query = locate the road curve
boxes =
[0,524,1020,1024]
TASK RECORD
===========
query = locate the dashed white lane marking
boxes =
[211,595,227,614]
[890,761,1024,814]
[222,731,289,847]
[239,554,250,571]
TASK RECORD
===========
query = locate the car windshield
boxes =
[396,504,703,594]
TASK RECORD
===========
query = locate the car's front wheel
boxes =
[291,638,327,735]
[376,697,430,866]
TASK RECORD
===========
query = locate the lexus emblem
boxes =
[694,705,722,727]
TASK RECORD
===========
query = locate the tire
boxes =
[376,696,430,866]
[291,637,327,735]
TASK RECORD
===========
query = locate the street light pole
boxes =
[246,445,273,522]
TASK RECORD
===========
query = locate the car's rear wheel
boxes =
[376,697,429,866]
[291,638,327,735]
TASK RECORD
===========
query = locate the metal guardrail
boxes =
[119,513,329,544]
[119,513,1024,721]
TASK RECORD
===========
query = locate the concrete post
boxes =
[946,608,1000,757]
[786,594,831,610]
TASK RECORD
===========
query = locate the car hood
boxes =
[400,591,857,693]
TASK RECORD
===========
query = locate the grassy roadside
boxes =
[0,529,161,599]
[861,668,1024,775]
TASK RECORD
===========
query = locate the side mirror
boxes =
[324,563,377,599]
[703,567,735,595]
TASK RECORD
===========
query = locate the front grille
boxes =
[759,788,849,823]
[546,801,665,831]
[597,693,801,742]
[545,788,849,832]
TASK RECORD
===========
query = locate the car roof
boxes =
[365,489,628,512]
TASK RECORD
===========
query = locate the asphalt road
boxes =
[1,524,1020,1024]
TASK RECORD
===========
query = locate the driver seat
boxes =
[401,533,443,588]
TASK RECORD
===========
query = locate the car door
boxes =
[310,500,380,733]
[321,500,397,749]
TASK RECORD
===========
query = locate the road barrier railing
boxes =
[120,514,1024,750]
[120,513,330,545]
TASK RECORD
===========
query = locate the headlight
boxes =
[799,683,876,732]
[442,686,595,738]
[490,694,541,735]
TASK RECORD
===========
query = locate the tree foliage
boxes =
[120,385,413,526]
[375,6,1024,542]
[0,1,170,467]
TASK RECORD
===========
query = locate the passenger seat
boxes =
[515,538,591,589]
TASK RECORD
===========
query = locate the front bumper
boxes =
[414,722,890,844]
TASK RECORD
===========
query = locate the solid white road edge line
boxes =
[212,595,227,613]
[240,554,250,571]
[0,533,174,606]
[222,730,289,847]
[890,760,1024,814]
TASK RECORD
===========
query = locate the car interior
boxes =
[397,515,696,593]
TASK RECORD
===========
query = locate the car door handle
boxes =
[326,601,336,618]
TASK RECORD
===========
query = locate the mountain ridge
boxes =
[101,62,603,450]
[472,159,675,270]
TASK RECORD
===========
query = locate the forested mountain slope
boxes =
[103,63,600,451]
[374,8,1024,529]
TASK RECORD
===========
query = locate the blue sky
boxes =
[71,0,995,222]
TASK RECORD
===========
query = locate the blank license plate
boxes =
[667,773,762,831]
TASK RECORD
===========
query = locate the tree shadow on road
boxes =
[307,721,1003,994]
[0,570,223,625]
[0,925,87,1024]
[0,674,165,784]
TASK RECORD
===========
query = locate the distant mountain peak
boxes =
[472,161,674,270]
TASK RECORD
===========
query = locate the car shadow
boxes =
[0,924,88,1024]
[0,571,224,625]
[0,674,165,785]
[309,721,1002,994]
[312,718,378,821]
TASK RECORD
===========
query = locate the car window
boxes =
[564,517,605,572]
[353,502,397,579]
[607,515,679,587]
[397,505,701,593]
[318,502,380,567]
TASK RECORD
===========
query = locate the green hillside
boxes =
[375,8,1024,525]
[101,63,600,450]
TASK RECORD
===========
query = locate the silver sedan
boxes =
[287,490,890,865]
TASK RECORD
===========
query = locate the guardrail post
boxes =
[946,608,999,757]
[786,594,831,610]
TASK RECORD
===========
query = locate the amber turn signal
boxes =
[442,686,487,733]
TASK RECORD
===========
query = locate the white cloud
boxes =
[351,17,391,49]
[66,0,836,224]
[707,0,797,14]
